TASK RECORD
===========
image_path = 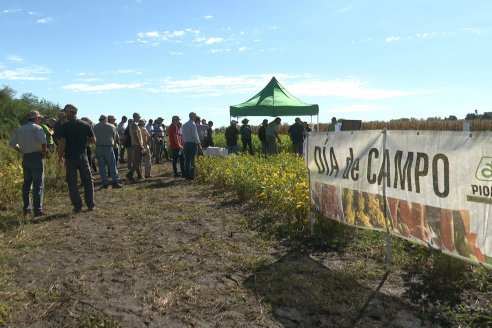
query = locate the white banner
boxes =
[306,130,492,269]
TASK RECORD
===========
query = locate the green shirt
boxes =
[40,124,54,145]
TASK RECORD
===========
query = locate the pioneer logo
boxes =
[475,157,492,181]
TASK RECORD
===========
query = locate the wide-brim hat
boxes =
[99,114,107,121]
[241,118,249,123]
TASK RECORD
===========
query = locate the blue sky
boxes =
[1,0,491,127]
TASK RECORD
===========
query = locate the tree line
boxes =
[0,86,60,139]
[1,85,490,139]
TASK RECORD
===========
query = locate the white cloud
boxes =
[61,83,143,93]
[416,32,448,39]
[6,55,23,62]
[238,47,247,52]
[463,27,489,35]
[144,74,431,100]
[332,6,352,15]
[289,78,429,100]
[170,30,185,37]
[138,31,160,38]
[204,15,213,20]
[133,29,200,45]
[210,48,230,54]
[147,75,274,95]
[145,74,422,101]
[75,77,102,82]
[36,17,53,24]
[0,66,50,80]
[352,37,372,44]
[385,36,400,42]
[205,37,223,45]
[2,9,21,14]
[169,51,183,55]
[74,69,141,79]
[115,69,141,75]
[328,104,386,114]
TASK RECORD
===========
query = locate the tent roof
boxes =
[230,76,319,117]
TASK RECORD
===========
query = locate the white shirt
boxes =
[181,120,200,144]
[146,123,154,135]
[117,122,126,138]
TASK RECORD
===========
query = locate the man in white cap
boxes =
[9,110,47,217]
[57,104,96,213]
[93,114,122,189]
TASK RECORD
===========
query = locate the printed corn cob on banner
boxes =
[306,130,492,269]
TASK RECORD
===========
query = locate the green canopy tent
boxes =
[229,76,319,128]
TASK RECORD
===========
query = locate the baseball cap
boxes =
[231,120,238,125]
[172,115,180,121]
[99,114,107,121]
[27,110,43,119]
[63,104,78,113]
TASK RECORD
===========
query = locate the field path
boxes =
[1,163,434,327]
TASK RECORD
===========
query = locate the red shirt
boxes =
[168,123,182,150]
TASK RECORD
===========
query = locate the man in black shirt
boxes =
[288,117,306,155]
[224,120,239,155]
[58,104,96,213]
[258,119,268,155]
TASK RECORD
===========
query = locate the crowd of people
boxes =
[9,104,319,217]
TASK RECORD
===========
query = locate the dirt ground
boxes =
[0,162,488,327]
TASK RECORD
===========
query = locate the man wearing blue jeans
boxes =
[168,116,185,177]
[58,104,97,213]
[181,112,202,180]
[9,110,47,217]
[94,114,122,189]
